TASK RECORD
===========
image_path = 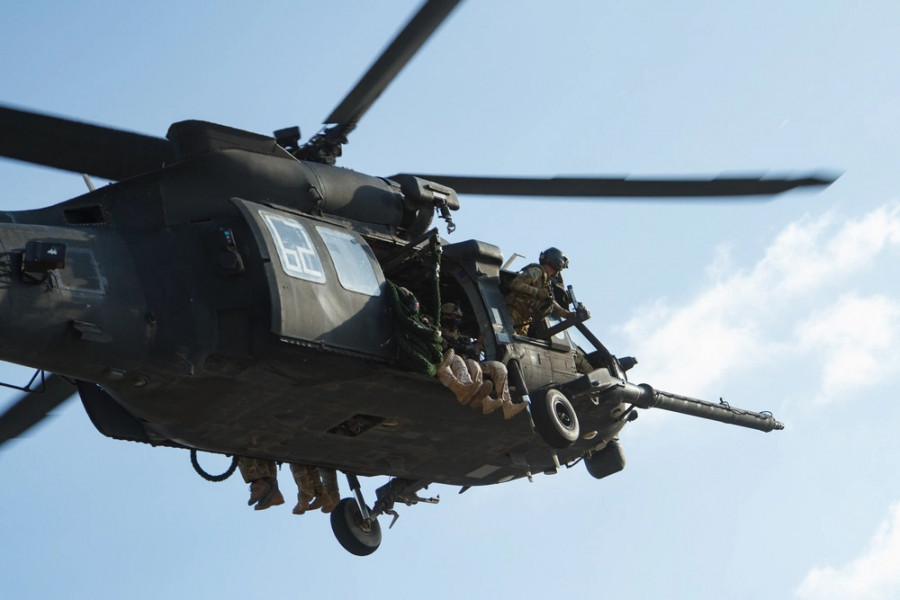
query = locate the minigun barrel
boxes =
[629,384,784,433]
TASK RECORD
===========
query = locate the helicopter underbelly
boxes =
[97,348,628,487]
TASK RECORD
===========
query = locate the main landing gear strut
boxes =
[330,474,438,556]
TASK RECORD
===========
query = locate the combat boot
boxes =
[292,494,313,515]
[468,380,493,408]
[248,478,270,506]
[481,394,503,415]
[240,457,278,506]
[451,379,482,405]
[290,464,317,515]
[320,468,340,513]
[501,400,528,420]
[437,363,481,405]
[253,477,285,510]
[307,470,329,511]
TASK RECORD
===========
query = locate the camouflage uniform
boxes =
[436,347,494,407]
[439,305,527,419]
[238,457,339,514]
[289,464,340,514]
[506,264,574,335]
[237,456,284,511]
[478,359,528,419]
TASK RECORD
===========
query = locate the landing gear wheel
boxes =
[330,498,382,556]
[531,388,580,448]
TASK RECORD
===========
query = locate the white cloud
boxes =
[705,243,736,281]
[620,203,900,400]
[759,205,900,298]
[795,294,900,403]
[795,501,900,600]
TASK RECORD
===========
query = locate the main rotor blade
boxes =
[0,374,76,448]
[394,172,839,198]
[324,0,463,133]
[0,105,174,181]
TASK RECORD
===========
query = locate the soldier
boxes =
[238,456,284,511]
[238,457,340,514]
[435,346,494,409]
[505,247,582,336]
[439,302,528,420]
[289,464,340,515]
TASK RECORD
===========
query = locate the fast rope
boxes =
[428,235,442,324]
[190,449,239,482]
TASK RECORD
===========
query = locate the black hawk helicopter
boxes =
[0,0,835,555]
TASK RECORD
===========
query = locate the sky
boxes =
[1,1,899,598]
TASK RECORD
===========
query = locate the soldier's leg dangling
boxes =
[464,358,493,409]
[289,463,317,515]
[238,457,284,510]
[437,349,483,404]
[482,361,527,419]
[319,468,340,513]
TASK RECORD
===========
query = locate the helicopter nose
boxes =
[0,222,148,379]
[0,227,57,365]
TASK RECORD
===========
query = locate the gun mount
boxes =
[527,284,782,441]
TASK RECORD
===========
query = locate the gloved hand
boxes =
[576,305,591,320]
[535,287,551,300]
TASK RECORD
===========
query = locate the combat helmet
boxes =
[441,302,463,328]
[441,302,463,318]
[539,247,568,271]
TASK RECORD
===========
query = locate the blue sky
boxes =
[1,1,899,599]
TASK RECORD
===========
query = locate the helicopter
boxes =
[0,0,836,556]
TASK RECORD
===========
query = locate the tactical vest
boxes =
[505,263,554,321]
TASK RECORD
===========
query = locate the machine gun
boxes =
[561,363,783,437]
[623,383,783,432]
[548,367,783,481]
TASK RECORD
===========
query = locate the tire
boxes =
[531,388,580,448]
[330,498,382,556]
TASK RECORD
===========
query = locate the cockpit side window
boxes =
[545,315,574,349]
[261,211,326,284]
[316,226,381,296]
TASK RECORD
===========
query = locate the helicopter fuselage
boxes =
[0,120,783,490]
[0,123,637,487]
